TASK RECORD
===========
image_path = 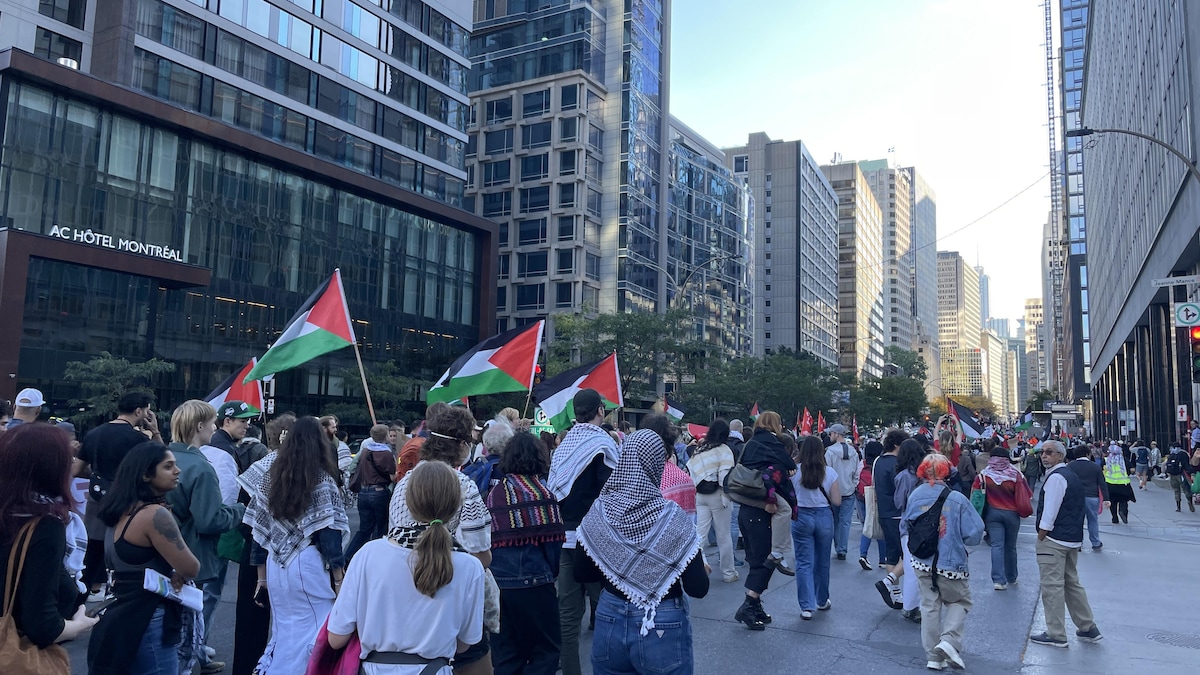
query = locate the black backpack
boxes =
[1166,452,1186,476]
[906,486,952,564]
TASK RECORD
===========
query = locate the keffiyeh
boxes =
[237,454,350,569]
[546,423,619,500]
[980,457,1022,485]
[387,460,492,553]
[577,430,702,636]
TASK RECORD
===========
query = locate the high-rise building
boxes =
[942,348,985,399]
[982,329,1010,416]
[904,166,938,394]
[667,117,754,357]
[725,133,839,367]
[1024,298,1048,396]
[937,251,981,350]
[1081,0,1200,445]
[0,0,497,409]
[860,159,913,351]
[976,265,990,326]
[1005,347,1020,415]
[1007,335,1027,408]
[821,161,885,378]
[985,318,1011,339]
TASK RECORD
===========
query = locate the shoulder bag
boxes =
[862,458,884,540]
[1,518,71,674]
[1013,475,1034,518]
[970,474,987,517]
[724,442,767,501]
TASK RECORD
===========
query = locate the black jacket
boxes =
[1066,458,1109,501]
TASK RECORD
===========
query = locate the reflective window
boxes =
[560,84,579,111]
[517,251,547,278]
[39,0,86,28]
[519,186,550,213]
[521,154,549,181]
[486,97,513,124]
[559,149,576,176]
[555,281,572,308]
[482,159,511,186]
[517,218,546,245]
[557,249,574,273]
[515,283,545,310]
[558,183,575,207]
[559,117,578,142]
[482,191,512,216]
[523,90,550,118]
[484,129,513,154]
[521,122,552,149]
[34,27,82,64]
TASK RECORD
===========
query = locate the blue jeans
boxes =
[131,607,179,675]
[791,507,833,611]
[832,495,856,555]
[856,498,886,562]
[591,591,692,675]
[346,487,391,560]
[1083,496,1101,547]
[984,507,1020,585]
[201,561,228,658]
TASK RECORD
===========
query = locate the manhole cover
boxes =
[1147,632,1200,649]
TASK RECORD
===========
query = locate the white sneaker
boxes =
[934,641,965,670]
[994,583,1007,591]
[203,646,217,659]
[86,588,106,603]
[926,661,948,671]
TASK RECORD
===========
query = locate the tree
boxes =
[851,375,929,427]
[62,351,176,427]
[928,398,947,418]
[952,395,998,420]
[335,360,431,426]
[1027,389,1057,411]
[884,346,928,382]
[679,349,842,426]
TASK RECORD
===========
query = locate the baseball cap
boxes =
[218,400,260,420]
[14,388,44,408]
[573,389,604,418]
[827,423,848,435]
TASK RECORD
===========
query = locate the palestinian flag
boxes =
[532,353,623,433]
[817,411,826,434]
[665,396,687,423]
[244,270,355,383]
[1014,406,1035,431]
[427,321,545,405]
[948,398,986,439]
[801,408,813,435]
[852,416,859,444]
[207,358,265,413]
[749,402,760,422]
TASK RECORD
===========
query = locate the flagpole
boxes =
[352,338,378,425]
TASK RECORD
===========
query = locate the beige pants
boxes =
[696,491,736,579]
[916,570,972,662]
[1035,538,1096,640]
[770,496,791,561]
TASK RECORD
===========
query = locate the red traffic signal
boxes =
[1190,327,1200,340]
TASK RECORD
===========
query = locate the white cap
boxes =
[15,388,44,408]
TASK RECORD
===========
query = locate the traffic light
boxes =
[533,363,544,386]
[1190,327,1200,383]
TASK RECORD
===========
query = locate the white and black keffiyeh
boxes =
[388,460,493,554]
[577,429,702,636]
[546,422,619,500]
[237,453,350,568]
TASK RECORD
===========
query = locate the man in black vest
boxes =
[1031,440,1102,648]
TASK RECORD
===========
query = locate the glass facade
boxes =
[1,80,484,413]
[1058,0,1090,400]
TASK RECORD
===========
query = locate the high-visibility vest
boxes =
[1104,460,1130,485]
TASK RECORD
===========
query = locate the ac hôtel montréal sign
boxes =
[48,225,183,262]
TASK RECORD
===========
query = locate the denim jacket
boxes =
[488,541,561,589]
[900,481,985,574]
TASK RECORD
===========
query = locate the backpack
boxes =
[462,455,501,498]
[1166,452,1186,476]
[906,486,952,561]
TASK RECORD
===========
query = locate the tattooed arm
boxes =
[146,506,201,579]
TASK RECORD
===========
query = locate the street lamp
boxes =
[635,252,743,309]
[1065,127,1200,186]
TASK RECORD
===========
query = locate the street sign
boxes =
[1175,302,1200,327]
[1178,404,1189,422]
[1153,275,1200,288]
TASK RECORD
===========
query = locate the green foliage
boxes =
[952,395,999,419]
[62,351,176,427]
[674,349,845,426]
[1027,389,1057,411]
[884,346,928,381]
[850,375,928,427]
[336,360,431,426]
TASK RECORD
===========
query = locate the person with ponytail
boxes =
[328,461,485,673]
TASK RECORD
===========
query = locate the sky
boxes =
[669,0,1051,329]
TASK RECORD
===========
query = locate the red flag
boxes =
[816,411,826,434]
[852,416,860,444]
[749,402,760,421]
[206,359,264,413]
[801,408,813,435]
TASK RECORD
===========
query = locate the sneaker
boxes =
[1029,632,1068,648]
[875,579,900,609]
[200,662,226,674]
[800,610,813,620]
[836,552,846,560]
[1076,626,1103,643]
[858,556,873,571]
[766,557,796,577]
[891,586,904,608]
[734,598,765,631]
[735,558,745,567]
[1121,514,1128,524]
[817,600,832,611]
[723,573,740,583]
[934,641,965,670]
[903,608,922,624]
[1092,542,1103,551]
[203,646,217,659]
[86,588,106,603]
[926,660,948,670]
[994,583,1007,591]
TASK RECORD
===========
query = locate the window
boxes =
[585,253,600,280]
[522,90,550,118]
[561,84,579,110]
[40,0,85,28]
[517,218,547,245]
[558,183,575,207]
[559,149,577,176]
[556,282,573,308]
[560,117,578,142]
[521,122,552,149]
[484,129,513,154]
[34,27,82,65]
[499,222,509,246]
[734,155,748,173]
[498,254,510,279]
[521,154,549,181]
[496,286,507,311]
[587,188,601,216]
[585,154,602,181]
[466,134,477,157]
[558,216,575,241]
[516,283,545,310]
[485,97,512,124]
[482,191,512,217]
[519,186,550,213]
[557,249,574,274]
[482,159,511,186]
[588,124,603,149]
[518,251,548,278]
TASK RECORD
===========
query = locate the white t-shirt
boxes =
[328,539,484,674]
[790,466,839,509]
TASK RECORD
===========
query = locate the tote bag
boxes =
[1,518,71,674]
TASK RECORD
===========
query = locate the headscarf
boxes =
[577,430,702,636]
[546,422,619,500]
[1106,443,1127,472]
[237,453,350,568]
[981,456,1022,485]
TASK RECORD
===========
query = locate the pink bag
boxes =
[306,617,361,675]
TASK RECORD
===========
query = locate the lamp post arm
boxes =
[1086,127,1200,187]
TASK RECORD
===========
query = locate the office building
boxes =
[860,159,913,350]
[821,161,885,378]
[0,0,496,411]
[1082,0,1200,445]
[725,132,839,367]
[942,348,984,399]
[467,0,675,340]
[982,329,1010,416]
[1008,335,1027,408]
[985,318,1011,339]
[1005,347,1020,416]
[1024,298,1048,396]
[976,265,990,326]
[937,251,981,350]
[904,166,939,394]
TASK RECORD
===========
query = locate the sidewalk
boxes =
[1021,471,1200,674]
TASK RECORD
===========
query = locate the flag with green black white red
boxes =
[665,396,687,423]
[426,321,545,405]
[244,270,356,383]
[1014,406,1035,431]
[532,353,623,433]
[208,358,264,412]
